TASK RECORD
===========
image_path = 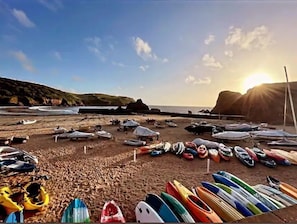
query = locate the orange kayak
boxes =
[267,176,297,200]
[173,180,222,223]
[165,181,183,203]
[208,149,220,163]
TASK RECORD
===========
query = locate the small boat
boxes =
[185,123,215,135]
[0,138,10,146]
[150,150,163,157]
[184,142,197,149]
[154,121,166,129]
[0,186,23,215]
[217,144,233,161]
[172,142,185,155]
[166,121,178,127]
[0,146,38,164]
[0,159,36,174]
[23,181,50,211]
[184,148,198,157]
[263,149,291,166]
[224,123,258,132]
[124,139,146,146]
[53,126,67,134]
[96,131,112,139]
[10,136,29,144]
[57,131,95,140]
[251,147,277,168]
[17,120,37,125]
[208,149,220,163]
[192,138,220,149]
[4,211,24,223]
[182,152,194,160]
[267,176,297,200]
[244,147,258,161]
[212,131,251,141]
[197,145,208,159]
[100,200,125,223]
[233,146,255,167]
[267,138,297,147]
[250,130,297,140]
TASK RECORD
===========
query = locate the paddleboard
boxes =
[61,198,91,223]
[145,193,179,223]
[5,211,24,223]
[135,201,164,223]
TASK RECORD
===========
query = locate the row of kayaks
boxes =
[4,172,297,223]
[135,171,297,223]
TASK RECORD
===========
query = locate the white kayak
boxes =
[212,131,250,141]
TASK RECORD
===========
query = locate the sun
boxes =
[242,73,274,93]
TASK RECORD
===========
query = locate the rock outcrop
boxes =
[126,99,149,112]
[211,82,297,124]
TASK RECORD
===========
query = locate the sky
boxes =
[1,0,297,107]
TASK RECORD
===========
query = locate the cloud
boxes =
[84,36,106,62]
[72,75,83,82]
[139,65,149,71]
[10,50,36,72]
[11,9,35,28]
[133,37,157,60]
[225,25,272,50]
[112,61,125,67]
[224,50,233,57]
[202,54,223,69]
[185,75,211,85]
[52,51,62,60]
[38,0,63,12]
[204,35,215,45]
[162,58,169,63]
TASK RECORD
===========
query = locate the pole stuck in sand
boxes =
[55,135,58,143]
[133,149,137,162]
[84,146,87,154]
[206,158,210,173]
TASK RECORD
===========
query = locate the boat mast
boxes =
[283,77,287,130]
[284,66,297,134]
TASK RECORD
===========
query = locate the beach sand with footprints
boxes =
[1,113,297,222]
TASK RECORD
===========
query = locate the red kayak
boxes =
[100,200,125,223]
[182,152,194,160]
[244,147,259,162]
[165,181,184,203]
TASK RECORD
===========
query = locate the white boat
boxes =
[166,121,178,127]
[133,126,160,138]
[96,130,112,139]
[212,131,251,141]
[18,119,37,125]
[224,123,258,131]
[192,138,220,149]
[250,130,297,140]
[56,131,94,140]
[54,126,68,134]
[267,138,297,147]
[121,120,140,127]
[0,146,38,164]
[124,139,146,146]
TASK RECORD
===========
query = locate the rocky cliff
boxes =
[0,77,135,106]
[211,82,297,124]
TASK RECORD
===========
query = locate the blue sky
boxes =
[1,0,297,107]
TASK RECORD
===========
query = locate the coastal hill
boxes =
[211,82,297,125]
[0,77,135,106]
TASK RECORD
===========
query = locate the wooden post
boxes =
[206,158,210,173]
[133,149,137,162]
[84,146,87,154]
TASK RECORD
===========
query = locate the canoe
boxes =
[251,147,277,168]
[145,193,179,222]
[244,147,258,161]
[0,186,23,215]
[197,145,208,159]
[195,186,245,222]
[254,184,297,207]
[23,182,49,211]
[201,181,253,217]
[160,192,195,223]
[173,180,222,223]
[61,198,90,223]
[215,183,262,215]
[217,171,278,211]
[233,146,255,167]
[208,149,220,163]
[123,139,146,146]
[212,173,270,212]
[165,181,183,203]
[263,149,291,165]
[267,176,297,200]
[100,200,125,223]
[217,144,233,161]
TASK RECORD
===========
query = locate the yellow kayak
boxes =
[0,186,23,214]
[23,182,49,211]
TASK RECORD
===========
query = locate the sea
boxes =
[0,105,213,115]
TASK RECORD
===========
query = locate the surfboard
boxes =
[135,201,164,223]
[145,193,179,223]
[217,171,279,211]
[5,211,24,223]
[160,192,195,223]
[61,198,91,223]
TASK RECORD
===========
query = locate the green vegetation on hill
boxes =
[0,77,135,106]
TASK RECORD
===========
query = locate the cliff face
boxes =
[0,77,135,106]
[211,82,297,124]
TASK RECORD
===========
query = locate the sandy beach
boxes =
[1,113,297,222]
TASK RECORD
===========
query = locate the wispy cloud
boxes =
[52,51,62,61]
[202,54,223,69]
[224,50,233,57]
[225,25,272,50]
[185,75,211,85]
[11,9,35,28]
[162,58,169,63]
[72,75,83,82]
[112,61,126,67]
[38,0,63,12]
[84,36,106,62]
[10,50,36,72]
[139,65,149,71]
[204,34,215,45]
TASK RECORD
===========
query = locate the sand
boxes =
[0,113,297,222]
